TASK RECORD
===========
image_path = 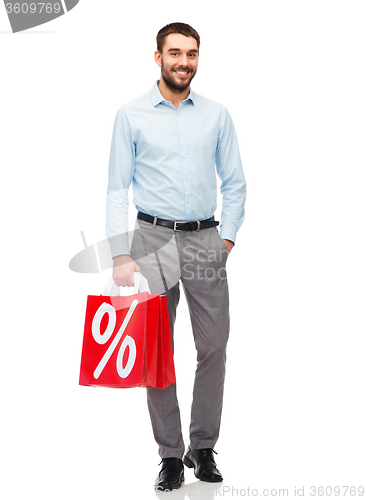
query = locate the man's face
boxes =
[155,33,199,92]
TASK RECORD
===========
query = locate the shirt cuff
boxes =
[219,222,238,245]
[108,233,130,258]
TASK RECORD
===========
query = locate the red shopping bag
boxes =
[79,275,176,389]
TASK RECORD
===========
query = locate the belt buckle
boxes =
[173,220,201,231]
[173,220,186,231]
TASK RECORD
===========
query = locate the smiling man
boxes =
[106,22,246,491]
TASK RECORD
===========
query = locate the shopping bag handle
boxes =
[103,272,151,296]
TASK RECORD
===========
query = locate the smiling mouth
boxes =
[174,70,190,76]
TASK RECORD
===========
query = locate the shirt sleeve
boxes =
[216,106,247,244]
[105,106,135,258]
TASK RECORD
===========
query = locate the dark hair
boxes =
[156,22,200,53]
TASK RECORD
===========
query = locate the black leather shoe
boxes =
[183,445,223,482]
[154,457,184,491]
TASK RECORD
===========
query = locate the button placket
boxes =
[176,107,191,220]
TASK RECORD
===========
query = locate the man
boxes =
[106,22,246,491]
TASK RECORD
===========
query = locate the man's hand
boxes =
[223,239,234,254]
[112,254,141,287]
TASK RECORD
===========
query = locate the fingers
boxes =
[120,278,135,287]
[112,258,142,288]
[113,275,135,287]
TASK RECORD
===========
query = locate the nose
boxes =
[178,54,189,67]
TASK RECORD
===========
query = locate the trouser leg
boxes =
[146,282,185,458]
[177,228,230,449]
[130,220,185,458]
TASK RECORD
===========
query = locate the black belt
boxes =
[137,212,219,231]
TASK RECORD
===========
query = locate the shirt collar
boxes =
[151,80,196,107]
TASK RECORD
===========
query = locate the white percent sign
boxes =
[91,299,138,380]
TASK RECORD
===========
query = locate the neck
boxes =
[158,79,190,109]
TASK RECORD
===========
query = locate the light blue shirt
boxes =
[106,81,246,257]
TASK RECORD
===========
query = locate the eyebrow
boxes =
[167,48,199,53]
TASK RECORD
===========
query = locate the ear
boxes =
[154,50,162,68]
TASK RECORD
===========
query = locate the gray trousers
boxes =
[130,219,230,458]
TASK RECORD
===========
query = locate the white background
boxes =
[1,1,365,499]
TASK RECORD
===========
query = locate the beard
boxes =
[161,59,196,92]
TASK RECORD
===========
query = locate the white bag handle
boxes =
[103,272,151,296]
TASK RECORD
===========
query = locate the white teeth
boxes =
[176,71,188,75]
